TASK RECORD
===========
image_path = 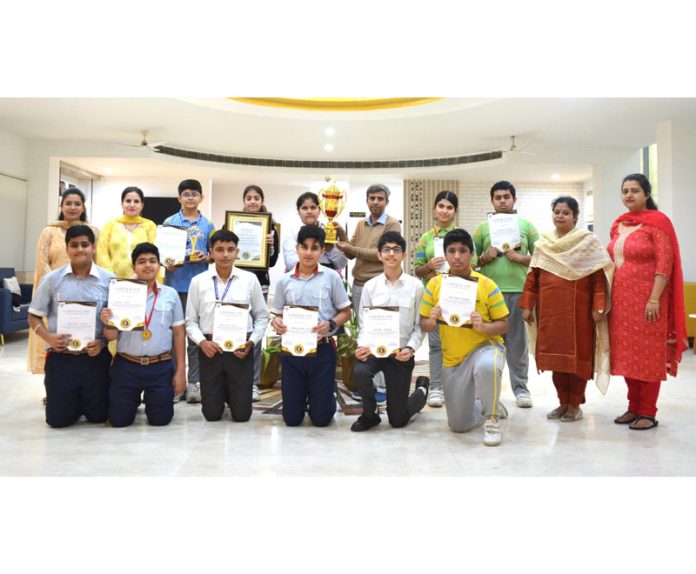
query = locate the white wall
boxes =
[0,130,27,178]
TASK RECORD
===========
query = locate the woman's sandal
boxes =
[561,408,583,423]
[614,410,639,424]
[629,416,659,430]
[547,405,568,420]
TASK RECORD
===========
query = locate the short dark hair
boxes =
[297,224,325,247]
[378,231,406,252]
[551,196,580,219]
[296,191,319,211]
[121,186,145,202]
[178,179,203,195]
[58,187,87,222]
[131,242,161,265]
[490,180,516,199]
[433,190,458,211]
[443,228,473,253]
[209,229,239,248]
[622,173,658,210]
[366,183,390,198]
[65,224,95,245]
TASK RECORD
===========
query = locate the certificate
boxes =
[433,237,449,273]
[363,306,400,357]
[439,275,478,327]
[57,301,97,351]
[106,279,147,331]
[224,211,271,269]
[488,212,521,251]
[156,225,188,266]
[213,303,249,352]
[281,305,319,357]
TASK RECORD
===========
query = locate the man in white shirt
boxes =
[351,231,430,431]
[185,229,270,422]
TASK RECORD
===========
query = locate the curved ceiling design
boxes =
[229,97,442,112]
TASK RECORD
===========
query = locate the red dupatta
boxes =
[611,209,688,376]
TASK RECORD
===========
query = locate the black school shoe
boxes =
[351,413,382,432]
[415,376,430,395]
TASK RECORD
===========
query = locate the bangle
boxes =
[648,299,659,304]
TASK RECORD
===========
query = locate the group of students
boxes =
[27,174,687,446]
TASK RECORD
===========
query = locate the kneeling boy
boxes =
[271,224,351,427]
[419,228,509,446]
[101,243,186,427]
[351,231,429,431]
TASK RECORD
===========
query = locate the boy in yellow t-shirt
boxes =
[419,228,510,446]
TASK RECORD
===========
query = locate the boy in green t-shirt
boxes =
[420,229,509,447]
[473,181,538,409]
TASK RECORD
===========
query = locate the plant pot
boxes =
[337,355,356,391]
[260,352,281,389]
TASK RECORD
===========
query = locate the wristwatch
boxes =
[328,319,337,331]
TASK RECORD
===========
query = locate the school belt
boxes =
[203,333,252,341]
[117,352,172,366]
[52,348,89,355]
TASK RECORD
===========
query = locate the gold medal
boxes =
[142,329,152,340]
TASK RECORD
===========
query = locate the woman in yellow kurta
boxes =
[96,186,157,278]
[28,188,100,374]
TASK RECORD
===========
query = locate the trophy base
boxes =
[324,225,338,244]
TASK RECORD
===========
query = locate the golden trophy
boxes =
[318,178,347,244]
[187,226,202,262]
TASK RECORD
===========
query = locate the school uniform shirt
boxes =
[116,283,184,356]
[163,210,216,293]
[185,267,270,346]
[29,263,115,345]
[419,270,509,367]
[271,264,351,337]
[356,271,424,351]
[282,225,348,272]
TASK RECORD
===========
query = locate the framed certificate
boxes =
[438,275,479,328]
[106,278,147,331]
[57,301,97,351]
[363,306,400,357]
[224,210,272,269]
[212,303,249,352]
[156,224,188,266]
[281,305,319,357]
[488,212,521,251]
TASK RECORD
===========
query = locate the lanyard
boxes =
[213,276,233,302]
[144,285,158,332]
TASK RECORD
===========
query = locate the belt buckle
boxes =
[140,355,150,366]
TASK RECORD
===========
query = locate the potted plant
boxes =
[259,334,282,389]
[336,307,358,391]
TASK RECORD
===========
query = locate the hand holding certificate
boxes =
[363,306,400,357]
[107,279,147,331]
[439,275,478,327]
[281,305,319,357]
[433,237,450,273]
[488,212,521,251]
[156,225,188,266]
[213,303,249,352]
[57,301,97,351]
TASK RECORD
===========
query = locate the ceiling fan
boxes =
[113,129,167,152]
[504,135,536,157]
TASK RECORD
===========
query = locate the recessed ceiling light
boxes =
[104,167,113,174]
[325,127,335,136]
[551,173,560,180]
[324,143,334,152]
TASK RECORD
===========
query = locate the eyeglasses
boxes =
[181,193,201,199]
[380,247,403,254]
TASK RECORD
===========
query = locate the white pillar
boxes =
[657,120,696,281]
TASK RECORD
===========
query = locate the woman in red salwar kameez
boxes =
[519,196,614,422]
[608,174,687,430]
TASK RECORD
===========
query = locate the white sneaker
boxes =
[483,419,501,446]
[515,393,533,408]
[186,383,201,404]
[252,385,261,402]
[427,388,443,408]
[173,391,185,403]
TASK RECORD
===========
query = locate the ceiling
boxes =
[1,97,694,184]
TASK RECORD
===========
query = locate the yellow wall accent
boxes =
[684,282,696,338]
[230,98,441,112]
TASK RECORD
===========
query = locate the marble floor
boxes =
[1,330,695,477]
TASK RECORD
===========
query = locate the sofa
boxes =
[0,267,33,345]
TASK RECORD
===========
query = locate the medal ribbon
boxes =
[144,285,158,334]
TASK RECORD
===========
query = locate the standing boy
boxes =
[271,225,352,427]
[163,178,215,404]
[473,181,538,408]
[185,230,269,422]
[28,225,114,428]
[420,228,509,446]
[101,243,187,427]
[351,231,429,431]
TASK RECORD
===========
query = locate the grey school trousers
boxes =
[441,341,507,432]
[502,292,530,398]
